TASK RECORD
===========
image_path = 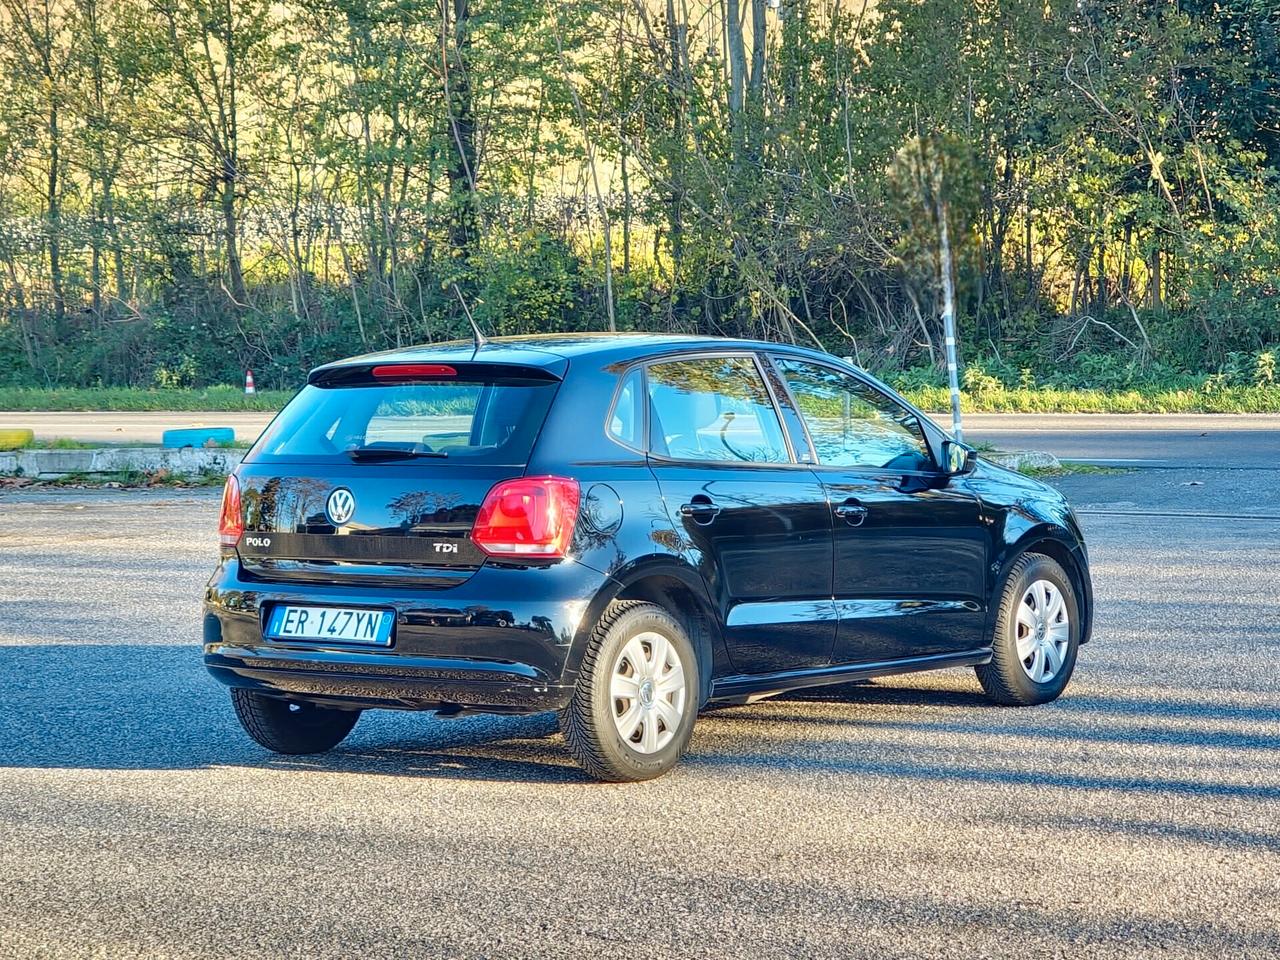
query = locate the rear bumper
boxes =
[203,556,610,714]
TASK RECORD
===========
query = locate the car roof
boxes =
[313,332,839,373]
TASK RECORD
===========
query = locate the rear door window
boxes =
[646,356,790,463]
[249,380,558,465]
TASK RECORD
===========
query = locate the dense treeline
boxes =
[0,0,1276,391]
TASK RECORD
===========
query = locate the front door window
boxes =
[773,359,934,473]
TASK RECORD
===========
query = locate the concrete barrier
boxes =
[1,444,1061,480]
[0,446,246,479]
[986,449,1062,471]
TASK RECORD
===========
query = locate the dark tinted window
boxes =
[647,356,789,463]
[775,359,933,471]
[249,380,557,465]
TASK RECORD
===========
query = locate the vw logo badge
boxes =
[326,487,356,526]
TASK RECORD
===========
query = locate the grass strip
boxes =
[3,383,1279,414]
[0,385,293,412]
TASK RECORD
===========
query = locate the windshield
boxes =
[247,380,558,465]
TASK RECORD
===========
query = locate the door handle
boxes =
[679,496,721,525]
[834,499,868,527]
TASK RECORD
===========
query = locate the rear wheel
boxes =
[230,689,361,754]
[975,552,1080,706]
[559,601,699,782]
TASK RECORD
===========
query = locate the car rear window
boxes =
[248,380,558,465]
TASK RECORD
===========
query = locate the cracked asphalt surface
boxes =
[1,469,1278,959]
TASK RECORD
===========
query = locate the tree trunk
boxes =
[5,257,37,371]
[664,0,685,286]
[746,0,765,159]
[221,163,247,303]
[47,98,65,324]
[89,177,103,321]
[444,0,477,266]
[220,0,247,305]
[620,140,632,274]
[103,168,126,306]
[1095,241,1107,312]
[726,0,746,154]
[1148,248,1162,310]
[1120,222,1133,300]
[525,81,544,226]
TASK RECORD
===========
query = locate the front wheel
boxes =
[975,552,1081,706]
[230,689,361,754]
[559,601,699,782]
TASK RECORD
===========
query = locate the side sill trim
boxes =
[709,648,993,702]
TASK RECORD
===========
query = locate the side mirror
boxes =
[943,439,978,476]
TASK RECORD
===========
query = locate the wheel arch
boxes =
[991,526,1093,645]
[568,557,724,705]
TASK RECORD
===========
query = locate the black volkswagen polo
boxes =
[205,334,1092,781]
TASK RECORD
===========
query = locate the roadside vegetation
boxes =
[0,386,293,412]
[1018,463,1131,479]
[0,469,228,490]
[3,369,1276,415]
[897,354,1280,413]
[11,437,99,449]
[0,1,1276,408]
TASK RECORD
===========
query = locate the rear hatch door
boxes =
[234,360,562,585]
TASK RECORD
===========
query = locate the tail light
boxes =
[218,474,244,550]
[471,476,580,558]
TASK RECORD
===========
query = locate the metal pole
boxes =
[936,192,963,442]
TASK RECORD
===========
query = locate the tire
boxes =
[559,600,700,782]
[230,689,361,754]
[975,552,1081,706]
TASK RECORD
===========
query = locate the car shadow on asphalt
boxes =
[1,643,1276,796]
[266,718,592,784]
[735,681,1280,753]
[0,641,598,783]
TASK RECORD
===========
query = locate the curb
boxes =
[0,446,245,480]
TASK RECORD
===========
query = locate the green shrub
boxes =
[1255,350,1276,386]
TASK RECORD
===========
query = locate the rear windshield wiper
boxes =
[345,442,449,462]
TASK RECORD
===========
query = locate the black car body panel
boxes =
[204,333,1092,716]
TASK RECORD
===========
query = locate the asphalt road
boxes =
[3,410,1278,469]
[1,471,1277,958]
[957,413,1280,470]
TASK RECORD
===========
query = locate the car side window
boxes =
[647,356,790,464]
[774,358,934,472]
[607,367,644,449]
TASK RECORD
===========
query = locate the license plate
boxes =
[265,605,394,646]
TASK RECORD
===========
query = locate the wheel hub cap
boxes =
[1015,579,1070,684]
[609,631,687,754]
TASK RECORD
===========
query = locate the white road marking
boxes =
[1070,463,1172,471]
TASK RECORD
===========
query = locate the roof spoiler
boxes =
[308,361,563,388]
